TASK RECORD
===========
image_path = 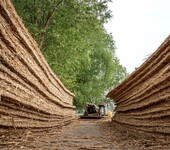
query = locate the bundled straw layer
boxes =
[107,35,170,134]
[0,0,75,128]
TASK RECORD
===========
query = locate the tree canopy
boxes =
[12,0,127,111]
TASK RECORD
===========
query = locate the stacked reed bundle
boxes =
[0,0,75,128]
[107,35,170,134]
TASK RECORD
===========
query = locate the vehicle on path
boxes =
[80,102,107,119]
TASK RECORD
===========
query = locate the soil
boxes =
[0,119,170,150]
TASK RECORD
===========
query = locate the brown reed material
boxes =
[107,35,170,134]
[0,0,75,129]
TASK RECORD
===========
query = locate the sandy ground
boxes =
[0,119,170,150]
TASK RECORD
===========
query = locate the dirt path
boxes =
[46,119,116,150]
[1,119,170,150]
[0,119,117,150]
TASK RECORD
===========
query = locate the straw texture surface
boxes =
[107,35,170,134]
[0,0,75,128]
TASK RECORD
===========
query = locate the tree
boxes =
[12,0,127,110]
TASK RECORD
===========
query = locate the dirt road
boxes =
[1,119,170,150]
[46,119,116,150]
[0,119,117,150]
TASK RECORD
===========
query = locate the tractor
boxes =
[80,102,107,119]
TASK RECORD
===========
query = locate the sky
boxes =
[105,0,170,73]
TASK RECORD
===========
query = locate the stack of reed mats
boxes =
[0,0,75,129]
[107,35,170,135]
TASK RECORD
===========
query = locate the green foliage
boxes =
[12,0,128,111]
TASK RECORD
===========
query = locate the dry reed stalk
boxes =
[112,120,170,135]
[0,72,74,110]
[107,35,170,134]
[0,98,64,118]
[0,105,64,122]
[116,88,170,112]
[107,36,170,101]
[0,0,75,129]
[0,113,74,128]
[0,0,74,99]
[116,64,170,104]
[125,101,170,117]
[120,75,170,108]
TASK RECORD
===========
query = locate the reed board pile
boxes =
[107,35,170,134]
[0,0,75,129]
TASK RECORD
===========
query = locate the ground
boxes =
[0,119,170,150]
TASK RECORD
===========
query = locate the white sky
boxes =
[105,0,170,73]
